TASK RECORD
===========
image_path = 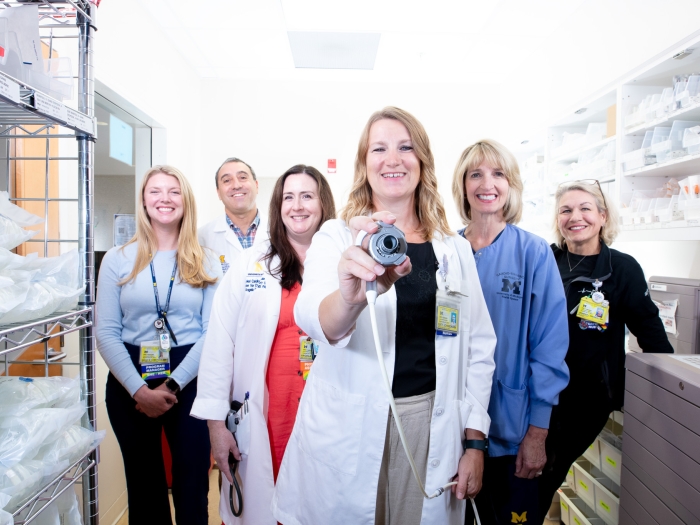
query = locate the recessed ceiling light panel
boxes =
[287,31,381,70]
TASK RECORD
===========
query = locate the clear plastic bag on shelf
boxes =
[0,460,43,512]
[34,425,103,466]
[0,249,83,325]
[0,247,37,272]
[0,192,43,228]
[0,376,80,418]
[0,493,11,525]
[32,489,82,525]
[0,216,40,251]
[0,403,86,468]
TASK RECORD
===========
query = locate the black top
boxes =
[393,242,439,398]
[551,242,673,409]
[557,251,599,291]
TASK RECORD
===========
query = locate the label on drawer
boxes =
[561,501,569,512]
[650,283,667,291]
[568,468,574,476]
[0,75,20,103]
[34,91,67,122]
[599,500,611,513]
[605,456,617,467]
[578,480,589,492]
[573,517,582,525]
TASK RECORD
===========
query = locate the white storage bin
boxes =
[654,120,700,162]
[622,148,651,171]
[656,87,675,118]
[599,438,622,486]
[654,197,673,223]
[676,75,700,108]
[582,438,600,470]
[566,464,575,489]
[644,93,662,122]
[559,488,572,525]
[594,477,620,525]
[573,461,602,509]
[560,488,605,525]
[584,122,607,145]
[682,126,700,155]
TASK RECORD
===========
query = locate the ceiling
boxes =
[140,0,587,81]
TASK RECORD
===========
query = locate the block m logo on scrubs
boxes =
[501,278,521,295]
[511,511,527,523]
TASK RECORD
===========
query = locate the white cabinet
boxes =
[523,30,700,241]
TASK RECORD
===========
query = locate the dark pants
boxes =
[536,382,613,522]
[465,455,540,525]
[105,343,210,525]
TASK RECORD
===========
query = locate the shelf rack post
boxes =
[77,2,98,524]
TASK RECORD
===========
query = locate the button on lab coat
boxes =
[198,214,268,274]
[191,240,280,525]
[272,219,497,525]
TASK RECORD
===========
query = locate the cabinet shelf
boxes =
[622,151,700,178]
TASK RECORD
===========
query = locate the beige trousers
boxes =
[375,390,435,525]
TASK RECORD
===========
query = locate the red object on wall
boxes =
[327,159,336,174]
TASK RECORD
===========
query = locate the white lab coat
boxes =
[198,213,269,275]
[272,219,497,525]
[190,240,280,525]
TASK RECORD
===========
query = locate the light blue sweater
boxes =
[461,224,570,457]
[95,242,221,396]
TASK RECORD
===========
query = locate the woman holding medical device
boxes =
[272,107,496,525]
[536,180,673,520]
[191,164,336,525]
[96,165,221,525]
[451,139,569,525]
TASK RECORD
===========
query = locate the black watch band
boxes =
[164,378,180,395]
[463,438,489,453]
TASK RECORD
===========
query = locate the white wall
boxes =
[199,80,501,228]
[91,3,205,522]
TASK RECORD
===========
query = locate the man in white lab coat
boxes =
[198,157,268,274]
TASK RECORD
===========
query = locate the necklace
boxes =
[567,250,588,272]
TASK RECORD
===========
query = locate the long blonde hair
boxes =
[120,165,216,288]
[451,139,523,225]
[340,106,452,241]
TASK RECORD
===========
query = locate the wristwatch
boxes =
[462,438,489,453]
[164,378,180,395]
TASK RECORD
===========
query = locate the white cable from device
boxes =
[358,230,481,524]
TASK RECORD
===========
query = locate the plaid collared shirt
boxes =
[226,211,260,249]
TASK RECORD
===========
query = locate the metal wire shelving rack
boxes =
[0,1,97,524]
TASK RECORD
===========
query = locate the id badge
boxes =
[139,340,171,380]
[435,289,460,337]
[576,297,609,325]
[299,336,317,361]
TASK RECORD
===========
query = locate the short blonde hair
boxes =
[451,139,523,225]
[340,106,452,241]
[121,165,216,288]
[553,181,620,249]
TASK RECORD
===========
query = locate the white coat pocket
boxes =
[235,410,252,456]
[297,375,366,476]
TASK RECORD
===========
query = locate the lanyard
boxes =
[149,260,178,346]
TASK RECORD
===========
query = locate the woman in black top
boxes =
[537,180,673,520]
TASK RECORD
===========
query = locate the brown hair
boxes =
[120,165,216,288]
[451,139,523,225]
[263,165,336,290]
[340,106,452,241]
